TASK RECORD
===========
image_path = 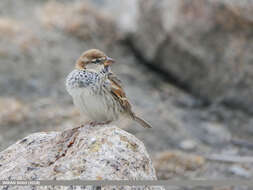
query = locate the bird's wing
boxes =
[107,73,133,115]
[107,72,152,128]
[107,72,122,87]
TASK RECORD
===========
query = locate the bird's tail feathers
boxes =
[133,115,152,128]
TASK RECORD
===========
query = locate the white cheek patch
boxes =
[86,64,104,72]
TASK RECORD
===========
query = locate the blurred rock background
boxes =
[0,0,253,189]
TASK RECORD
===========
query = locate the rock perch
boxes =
[0,125,163,190]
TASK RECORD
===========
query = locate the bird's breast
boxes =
[70,86,118,121]
[66,70,120,121]
[66,70,99,94]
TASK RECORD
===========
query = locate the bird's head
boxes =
[75,49,115,71]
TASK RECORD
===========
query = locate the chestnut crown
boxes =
[75,49,114,70]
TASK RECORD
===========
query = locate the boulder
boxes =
[0,125,162,190]
[131,0,253,112]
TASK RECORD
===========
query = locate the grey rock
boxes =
[0,125,163,190]
[132,0,253,112]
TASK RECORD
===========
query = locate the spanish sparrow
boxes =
[66,49,152,128]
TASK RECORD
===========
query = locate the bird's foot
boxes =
[71,124,84,131]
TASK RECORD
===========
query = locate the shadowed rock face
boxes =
[132,0,253,112]
[0,125,163,190]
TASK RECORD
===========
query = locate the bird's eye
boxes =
[91,58,105,64]
[91,59,97,64]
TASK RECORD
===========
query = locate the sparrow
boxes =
[66,49,152,128]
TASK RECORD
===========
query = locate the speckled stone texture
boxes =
[0,125,163,190]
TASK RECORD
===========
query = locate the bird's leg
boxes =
[89,121,97,127]
[89,120,112,127]
[72,124,84,130]
[73,121,95,129]
[99,120,112,125]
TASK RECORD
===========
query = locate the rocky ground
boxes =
[0,0,253,190]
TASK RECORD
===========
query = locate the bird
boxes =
[66,49,152,128]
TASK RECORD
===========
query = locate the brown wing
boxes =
[107,73,133,115]
[108,72,152,128]
[107,72,122,88]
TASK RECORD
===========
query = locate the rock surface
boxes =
[132,0,253,112]
[0,125,162,190]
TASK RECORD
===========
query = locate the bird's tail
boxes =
[133,115,152,128]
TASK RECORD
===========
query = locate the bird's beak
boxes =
[104,56,115,66]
